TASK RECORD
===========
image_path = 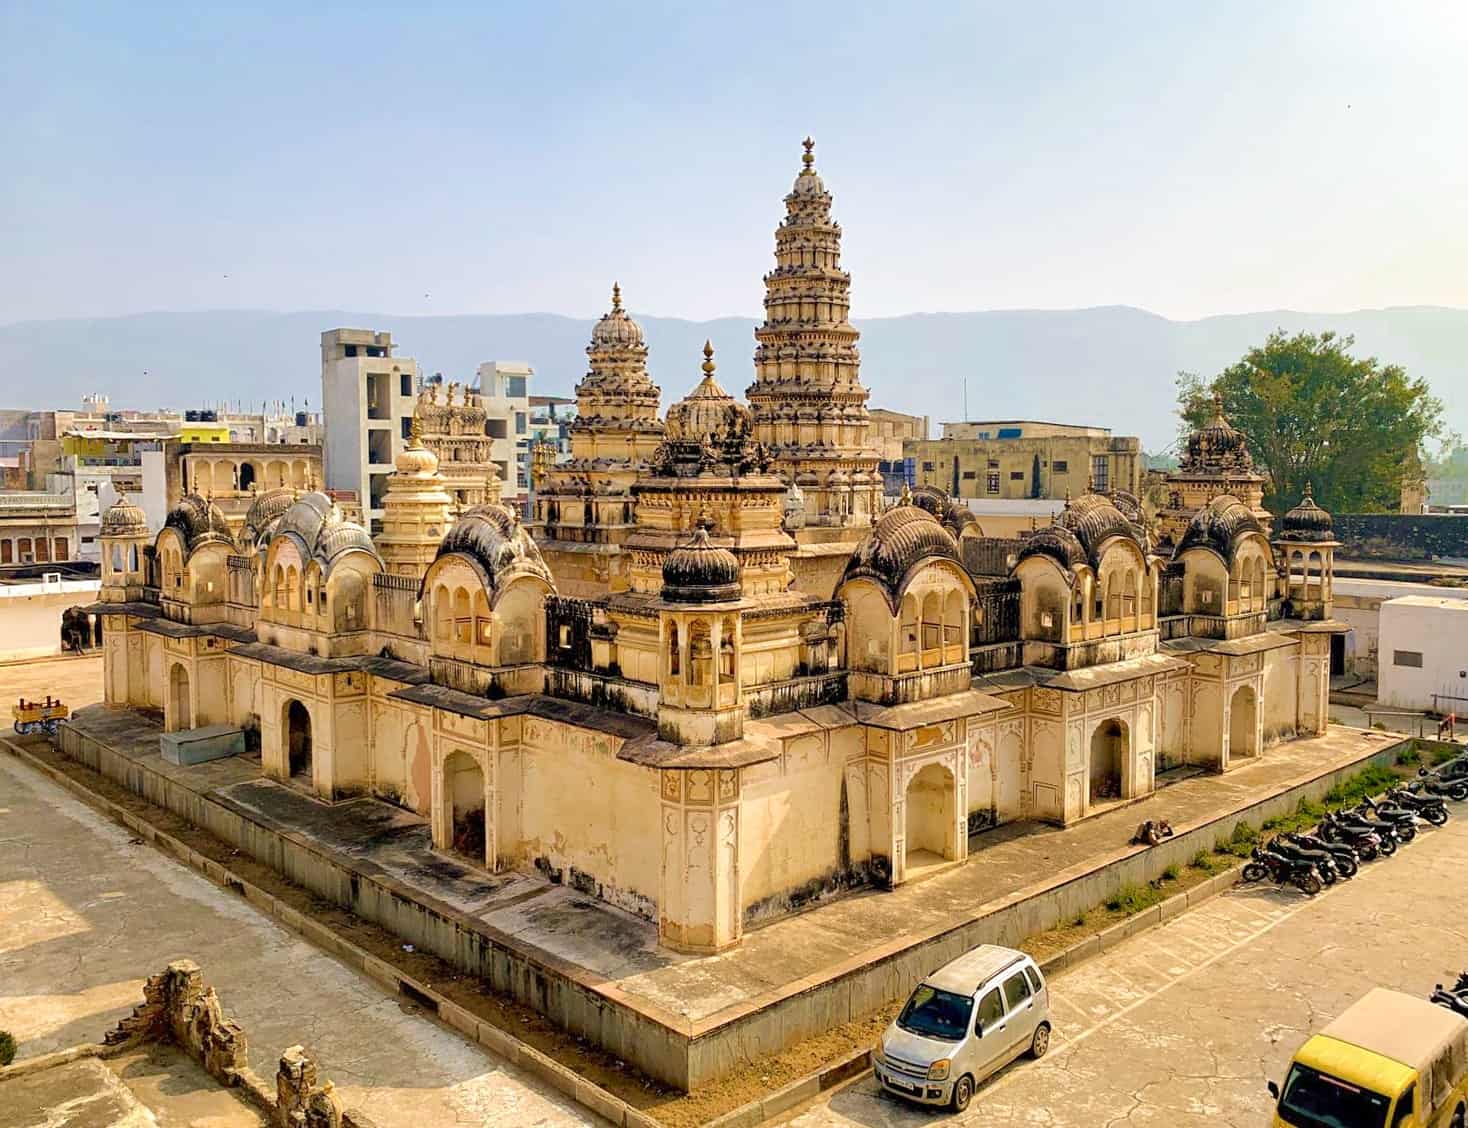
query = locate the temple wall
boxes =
[737,727,859,921]
[509,716,660,918]
[366,691,432,811]
[1262,644,1301,745]
[787,551,850,601]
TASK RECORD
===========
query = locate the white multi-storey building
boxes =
[476,360,533,506]
[321,329,420,528]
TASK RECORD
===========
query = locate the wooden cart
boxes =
[12,696,68,735]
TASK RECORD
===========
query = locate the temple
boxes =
[90,140,1343,955]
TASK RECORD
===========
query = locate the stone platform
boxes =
[54,704,1402,1090]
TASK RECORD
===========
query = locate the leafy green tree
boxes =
[1177,330,1443,514]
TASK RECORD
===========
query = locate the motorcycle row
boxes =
[1241,760,1467,897]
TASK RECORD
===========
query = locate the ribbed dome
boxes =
[1017,524,1087,571]
[842,502,963,606]
[163,494,234,553]
[1056,492,1146,568]
[242,486,297,547]
[101,493,147,536]
[588,282,646,349]
[661,524,740,604]
[911,485,982,540]
[431,503,553,594]
[664,342,753,442]
[1175,494,1266,564]
[1279,484,1335,542]
[1183,392,1255,473]
[274,491,380,571]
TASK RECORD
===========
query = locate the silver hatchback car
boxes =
[872,945,1051,1112]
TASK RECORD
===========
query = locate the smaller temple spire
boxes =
[611,281,623,313]
[801,136,815,170]
[1302,480,1313,500]
[1211,390,1226,419]
[407,412,424,447]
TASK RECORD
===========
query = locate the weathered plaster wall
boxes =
[739,729,855,920]
[513,715,660,917]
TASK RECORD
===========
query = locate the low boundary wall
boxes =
[54,720,1409,1092]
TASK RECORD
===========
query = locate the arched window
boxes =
[689,621,712,686]
[433,585,452,640]
[667,622,680,678]
[1253,557,1267,609]
[1072,580,1086,624]
[129,544,139,572]
[719,618,736,680]
[453,586,471,645]
[110,544,123,576]
[1093,579,1104,621]
[1141,568,1154,622]
[899,595,919,661]
[1307,551,1323,590]
[1122,571,1137,620]
[285,566,299,612]
[921,591,942,657]
[1106,576,1121,622]
[473,589,492,648]
[943,589,964,653]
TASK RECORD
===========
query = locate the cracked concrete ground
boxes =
[784,801,1468,1127]
[0,660,603,1127]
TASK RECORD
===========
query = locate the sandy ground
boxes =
[0,690,605,1126]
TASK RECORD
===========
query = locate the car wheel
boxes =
[951,1074,974,1113]
[1031,1022,1051,1059]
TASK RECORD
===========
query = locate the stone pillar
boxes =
[658,768,741,953]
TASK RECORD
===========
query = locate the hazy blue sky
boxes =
[4,2,1466,324]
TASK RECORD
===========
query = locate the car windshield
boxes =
[1278,1063,1392,1128]
[896,985,973,1042]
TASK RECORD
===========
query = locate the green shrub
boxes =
[1190,849,1220,874]
[1161,864,1180,881]
[1396,747,1422,766]
[1106,883,1165,915]
[0,1029,15,1067]
[1072,909,1092,928]
[1432,744,1462,766]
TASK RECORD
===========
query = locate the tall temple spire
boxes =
[527,281,667,590]
[745,138,881,533]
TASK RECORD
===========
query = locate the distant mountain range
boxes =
[2,305,1465,451]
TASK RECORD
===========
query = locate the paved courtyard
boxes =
[0,659,602,1127]
[784,788,1468,1127]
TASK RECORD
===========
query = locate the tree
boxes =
[1176,330,1443,514]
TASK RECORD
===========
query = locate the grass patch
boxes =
[1397,746,1422,766]
[1161,864,1180,881]
[1431,743,1463,766]
[1190,849,1223,875]
[1218,820,1259,857]
[1105,882,1166,915]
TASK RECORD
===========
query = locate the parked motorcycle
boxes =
[1357,796,1419,842]
[1317,811,1390,859]
[1242,845,1324,896]
[1414,768,1468,802]
[1277,831,1360,879]
[1432,753,1468,781]
[1384,784,1449,827]
[1264,836,1343,884]
[1430,984,1468,1019]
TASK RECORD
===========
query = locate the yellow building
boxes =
[906,419,1142,502]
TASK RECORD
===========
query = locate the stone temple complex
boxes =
[88,140,1343,958]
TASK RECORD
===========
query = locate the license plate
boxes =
[881,1073,920,1095]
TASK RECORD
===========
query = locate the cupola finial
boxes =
[801,136,815,170]
[701,340,716,377]
[611,281,622,313]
